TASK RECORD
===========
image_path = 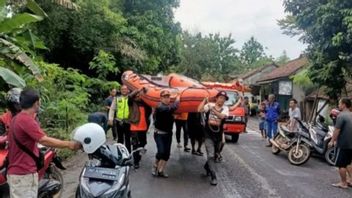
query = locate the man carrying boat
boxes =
[198,91,229,186]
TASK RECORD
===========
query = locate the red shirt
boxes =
[8,111,46,175]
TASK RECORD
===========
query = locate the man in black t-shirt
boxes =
[152,90,180,178]
[329,98,352,189]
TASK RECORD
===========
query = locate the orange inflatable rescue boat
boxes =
[167,73,251,92]
[121,71,219,113]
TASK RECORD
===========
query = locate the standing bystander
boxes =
[7,89,81,198]
[329,98,352,189]
[265,94,280,147]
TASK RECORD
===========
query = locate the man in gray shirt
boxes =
[329,98,352,189]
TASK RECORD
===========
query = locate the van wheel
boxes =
[231,134,239,143]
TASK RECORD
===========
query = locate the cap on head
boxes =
[216,91,229,101]
[160,90,171,97]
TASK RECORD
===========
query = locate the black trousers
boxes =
[188,125,204,150]
[114,120,131,152]
[131,131,147,164]
[154,132,172,161]
[175,120,188,146]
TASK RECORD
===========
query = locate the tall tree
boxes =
[240,36,266,67]
[121,0,181,73]
[280,0,352,99]
[175,32,240,81]
[34,0,181,76]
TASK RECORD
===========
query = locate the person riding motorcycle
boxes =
[0,88,22,136]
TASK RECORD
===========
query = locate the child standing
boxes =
[258,102,266,139]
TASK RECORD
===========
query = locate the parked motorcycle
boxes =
[71,122,148,198]
[296,116,336,165]
[75,143,145,198]
[271,124,312,165]
[0,135,65,198]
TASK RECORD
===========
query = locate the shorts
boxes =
[8,173,38,198]
[335,148,352,168]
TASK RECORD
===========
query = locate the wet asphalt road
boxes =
[61,118,352,198]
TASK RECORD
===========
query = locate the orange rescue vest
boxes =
[130,106,147,132]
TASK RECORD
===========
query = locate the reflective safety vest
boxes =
[116,97,129,120]
[130,106,147,131]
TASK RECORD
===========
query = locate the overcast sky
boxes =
[174,0,307,59]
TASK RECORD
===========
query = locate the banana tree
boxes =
[0,0,45,83]
[0,66,26,87]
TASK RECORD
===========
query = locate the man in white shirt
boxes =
[198,91,229,186]
[288,98,301,132]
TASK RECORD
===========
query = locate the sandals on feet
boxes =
[332,183,348,189]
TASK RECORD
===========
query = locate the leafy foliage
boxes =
[280,0,352,99]
[240,36,268,67]
[26,61,119,140]
[0,0,44,82]
[89,50,118,79]
[0,66,26,87]
[173,32,241,81]
[34,0,181,75]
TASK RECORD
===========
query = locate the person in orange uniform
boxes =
[175,112,190,152]
[128,87,152,169]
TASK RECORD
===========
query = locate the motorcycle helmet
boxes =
[6,88,22,116]
[72,123,106,154]
[6,88,22,104]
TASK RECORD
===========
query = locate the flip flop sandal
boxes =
[332,183,348,189]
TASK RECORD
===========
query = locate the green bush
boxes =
[23,61,119,158]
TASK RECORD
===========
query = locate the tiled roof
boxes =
[239,63,278,80]
[257,56,308,83]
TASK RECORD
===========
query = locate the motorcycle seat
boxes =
[280,125,296,137]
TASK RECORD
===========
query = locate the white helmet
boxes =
[72,123,106,154]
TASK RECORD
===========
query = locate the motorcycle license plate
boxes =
[83,167,120,181]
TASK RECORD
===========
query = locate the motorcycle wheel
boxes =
[271,145,280,155]
[49,166,64,198]
[288,143,311,166]
[325,147,336,166]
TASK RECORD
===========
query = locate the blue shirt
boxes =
[265,102,280,122]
